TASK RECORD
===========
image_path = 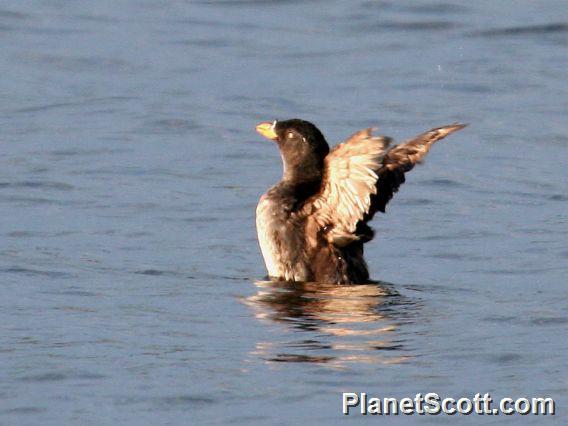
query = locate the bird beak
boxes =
[255,121,278,141]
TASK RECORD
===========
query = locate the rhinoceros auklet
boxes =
[255,119,466,284]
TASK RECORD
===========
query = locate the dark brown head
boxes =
[256,119,330,183]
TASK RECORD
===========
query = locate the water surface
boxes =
[1,0,567,424]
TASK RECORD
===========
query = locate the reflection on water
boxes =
[245,280,421,368]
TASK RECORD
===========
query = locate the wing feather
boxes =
[303,123,467,247]
[371,123,468,216]
[302,128,391,246]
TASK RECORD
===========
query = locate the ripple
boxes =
[491,353,523,364]
[482,315,519,324]
[1,407,47,415]
[195,0,316,5]
[72,13,122,23]
[0,9,29,20]
[246,280,419,367]
[41,289,97,296]
[6,231,42,237]
[531,317,568,326]
[170,38,232,48]
[0,181,74,190]
[267,354,335,363]
[13,102,84,114]
[428,252,492,261]
[13,96,135,115]
[396,3,469,14]
[420,230,501,241]
[397,197,436,206]
[51,148,128,157]
[183,216,221,223]
[115,394,217,407]
[19,53,138,73]
[465,267,565,276]
[441,83,493,94]
[134,269,189,278]
[0,196,81,207]
[158,395,217,407]
[19,371,105,382]
[1,267,72,279]
[472,23,568,37]
[19,372,67,382]
[418,178,467,188]
[142,118,201,134]
[354,20,456,34]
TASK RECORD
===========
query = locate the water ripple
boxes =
[472,23,568,37]
[245,280,419,368]
[1,267,72,279]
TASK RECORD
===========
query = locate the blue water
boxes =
[1,0,567,424]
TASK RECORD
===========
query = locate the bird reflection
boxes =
[245,280,420,368]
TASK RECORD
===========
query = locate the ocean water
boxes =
[1,0,566,424]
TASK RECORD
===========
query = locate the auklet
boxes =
[255,119,466,284]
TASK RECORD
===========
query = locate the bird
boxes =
[255,118,466,284]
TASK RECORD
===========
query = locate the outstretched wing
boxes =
[370,123,467,216]
[302,128,391,247]
[303,123,467,247]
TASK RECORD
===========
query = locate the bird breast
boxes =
[255,194,310,281]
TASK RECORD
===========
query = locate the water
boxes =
[1,0,566,424]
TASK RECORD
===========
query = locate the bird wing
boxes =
[370,123,467,216]
[301,128,391,247]
[303,123,467,247]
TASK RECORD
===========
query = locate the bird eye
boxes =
[287,132,294,139]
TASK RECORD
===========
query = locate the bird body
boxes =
[255,119,466,284]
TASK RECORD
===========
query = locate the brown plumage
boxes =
[255,119,467,284]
